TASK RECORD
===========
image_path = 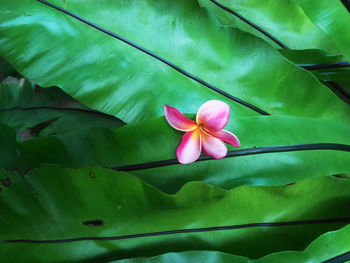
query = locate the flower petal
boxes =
[196,100,230,131]
[176,128,201,164]
[164,105,197,131]
[202,131,227,159]
[209,129,240,148]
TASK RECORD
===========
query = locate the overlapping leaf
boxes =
[198,0,340,52]
[114,224,350,262]
[1,0,349,123]
[279,50,350,84]
[0,115,348,192]
[0,78,124,137]
[1,1,350,262]
[275,49,350,102]
[198,0,350,101]
[1,165,350,262]
[292,0,350,62]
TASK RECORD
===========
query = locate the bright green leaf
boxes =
[0,0,349,123]
[292,0,350,62]
[198,0,340,53]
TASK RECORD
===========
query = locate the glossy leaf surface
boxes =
[3,115,349,192]
[292,0,350,62]
[1,166,350,262]
[1,0,349,122]
[198,0,340,52]
[276,49,350,102]
[114,224,350,262]
[1,2,350,262]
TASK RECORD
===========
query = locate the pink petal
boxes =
[209,130,240,148]
[164,105,197,132]
[202,131,227,159]
[176,128,201,164]
[196,100,230,131]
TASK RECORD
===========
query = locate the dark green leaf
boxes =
[278,49,346,65]
[112,223,350,262]
[0,78,124,137]
[1,165,350,262]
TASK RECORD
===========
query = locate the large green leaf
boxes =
[292,0,350,62]
[0,78,124,137]
[1,0,349,123]
[198,0,340,53]
[3,115,349,192]
[1,165,350,262]
[114,224,350,262]
[197,1,350,102]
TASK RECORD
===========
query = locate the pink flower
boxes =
[164,100,240,164]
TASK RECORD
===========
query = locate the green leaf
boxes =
[5,115,350,193]
[0,78,125,137]
[198,0,340,53]
[1,0,349,122]
[196,1,350,103]
[112,224,350,262]
[291,0,350,62]
[1,165,350,262]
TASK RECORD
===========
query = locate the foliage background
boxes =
[0,0,350,262]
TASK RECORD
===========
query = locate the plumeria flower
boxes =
[164,100,240,164]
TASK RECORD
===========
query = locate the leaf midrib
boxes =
[208,0,350,68]
[37,0,270,115]
[323,250,350,263]
[4,216,350,244]
[0,106,120,120]
[114,143,350,171]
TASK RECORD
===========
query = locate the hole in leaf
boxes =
[82,219,104,227]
